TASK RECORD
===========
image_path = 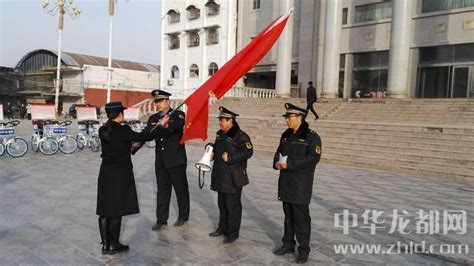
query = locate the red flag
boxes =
[180,9,293,144]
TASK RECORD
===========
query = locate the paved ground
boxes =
[0,124,473,265]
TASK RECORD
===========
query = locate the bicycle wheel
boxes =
[6,137,28,158]
[31,135,40,152]
[90,135,101,152]
[0,143,4,156]
[39,138,59,155]
[76,134,86,150]
[145,141,156,148]
[58,136,78,154]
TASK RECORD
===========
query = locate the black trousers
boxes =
[155,165,190,223]
[282,202,311,257]
[217,192,242,238]
[306,102,319,119]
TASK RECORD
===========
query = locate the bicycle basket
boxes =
[0,128,15,137]
[53,127,68,135]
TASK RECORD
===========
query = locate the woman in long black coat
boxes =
[97,101,165,254]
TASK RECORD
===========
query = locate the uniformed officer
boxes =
[97,101,162,254]
[140,90,190,230]
[272,103,322,264]
[209,106,253,244]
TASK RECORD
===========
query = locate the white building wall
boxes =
[82,65,159,92]
[161,0,237,99]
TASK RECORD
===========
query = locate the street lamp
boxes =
[106,0,114,103]
[42,0,81,116]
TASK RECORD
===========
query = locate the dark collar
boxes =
[282,121,309,139]
[159,108,173,116]
[217,122,240,139]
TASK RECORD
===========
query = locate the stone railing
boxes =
[133,86,277,118]
[225,87,276,98]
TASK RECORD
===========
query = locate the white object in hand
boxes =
[278,153,288,163]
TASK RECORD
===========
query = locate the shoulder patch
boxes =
[246,142,252,149]
[315,145,321,155]
[178,114,184,119]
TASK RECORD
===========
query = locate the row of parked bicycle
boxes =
[0,119,154,158]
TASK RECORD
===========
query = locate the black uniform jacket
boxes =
[97,121,157,217]
[211,123,253,194]
[273,121,322,205]
[144,108,187,169]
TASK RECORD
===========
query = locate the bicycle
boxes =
[0,120,28,158]
[52,120,78,154]
[31,120,77,155]
[76,120,101,152]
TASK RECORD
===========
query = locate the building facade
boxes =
[228,0,474,99]
[161,0,237,99]
[12,49,160,110]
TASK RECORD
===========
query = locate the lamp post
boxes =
[106,0,114,103]
[42,0,81,116]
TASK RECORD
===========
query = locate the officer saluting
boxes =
[272,103,322,264]
[141,89,190,230]
[209,106,253,244]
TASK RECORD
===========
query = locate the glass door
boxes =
[451,67,469,98]
[418,67,450,98]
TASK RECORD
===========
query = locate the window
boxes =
[342,8,348,25]
[354,1,392,23]
[206,28,219,45]
[190,64,199,77]
[420,44,474,65]
[171,66,179,79]
[208,62,218,76]
[252,0,261,10]
[167,10,180,23]
[186,5,200,20]
[205,0,220,16]
[422,0,474,13]
[168,34,180,49]
[352,51,389,96]
[188,31,200,47]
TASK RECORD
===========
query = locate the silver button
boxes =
[160,138,163,141]
[161,148,164,151]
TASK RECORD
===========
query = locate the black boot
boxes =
[98,217,109,254]
[107,217,129,254]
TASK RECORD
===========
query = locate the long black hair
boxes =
[101,111,123,142]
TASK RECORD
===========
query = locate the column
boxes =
[343,54,353,99]
[321,0,342,98]
[275,0,294,98]
[387,0,412,98]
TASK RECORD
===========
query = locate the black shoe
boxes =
[173,219,187,227]
[106,242,129,254]
[295,255,308,264]
[209,229,224,237]
[273,246,295,256]
[223,236,238,244]
[151,222,167,231]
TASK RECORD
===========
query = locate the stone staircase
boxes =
[195,97,474,181]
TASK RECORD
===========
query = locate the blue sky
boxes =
[0,0,162,67]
